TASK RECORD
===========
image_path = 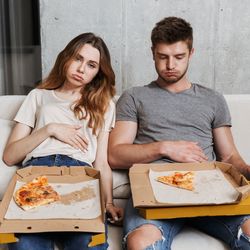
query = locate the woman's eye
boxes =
[88,64,96,68]
[75,56,82,61]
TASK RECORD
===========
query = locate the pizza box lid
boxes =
[130,161,250,211]
[0,166,105,233]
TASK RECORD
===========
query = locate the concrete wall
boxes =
[40,0,250,95]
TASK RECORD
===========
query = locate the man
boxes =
[108,17,250,250]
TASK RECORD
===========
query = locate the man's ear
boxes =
[151,47,155,61]
[189,48,194,58]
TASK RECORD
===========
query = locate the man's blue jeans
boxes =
[8,154,108,250]
[123,197,250,250]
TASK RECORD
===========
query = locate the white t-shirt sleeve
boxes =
[14,89,40,128]
[102,100,115,132]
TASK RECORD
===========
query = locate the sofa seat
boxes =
[2,94,250,249]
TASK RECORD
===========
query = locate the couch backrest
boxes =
[0,95,26,120]
[224,95,250,163]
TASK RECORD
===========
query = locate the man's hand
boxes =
[161,140,208,163]
[47,123,89,151]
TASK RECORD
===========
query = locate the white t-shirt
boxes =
[14,89,115,166]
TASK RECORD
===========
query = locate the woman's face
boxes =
[65,43,100,89]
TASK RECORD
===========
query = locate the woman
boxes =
[3,32,123,250]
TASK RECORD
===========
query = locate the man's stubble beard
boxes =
[157,64,189,85]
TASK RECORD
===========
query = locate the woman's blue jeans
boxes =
[23,154,90,167]
[8,154,108,250]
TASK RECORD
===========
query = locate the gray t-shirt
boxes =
[116,82,231,163]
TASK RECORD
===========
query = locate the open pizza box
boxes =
[129,161,250,219]
[0,166,105,245]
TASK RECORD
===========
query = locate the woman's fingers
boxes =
[51,123,89,152]
[73,133,88,151]
[106,204,124,224]
[69,134,88,152]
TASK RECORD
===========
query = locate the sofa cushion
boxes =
[0,119,18,200]
[112,170,130,199]
[171,226,228,250]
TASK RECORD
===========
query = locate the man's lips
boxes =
[72,74,83,81]
[163,72,178,77]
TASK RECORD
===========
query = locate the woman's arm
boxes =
[93,130,123,222]
[3,123,49,165]
[3,122,89,166]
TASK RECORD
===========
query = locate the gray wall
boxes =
[40,0,250,95]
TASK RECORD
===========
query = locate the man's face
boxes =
[152,41,193,85]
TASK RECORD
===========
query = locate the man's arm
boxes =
[108,120,208,169]
[213,126,250,179]
[108,121,162,169]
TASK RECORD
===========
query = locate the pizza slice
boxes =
[14,175,60,210]
[157,171,195,191]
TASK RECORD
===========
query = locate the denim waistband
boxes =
[23,154,90,167]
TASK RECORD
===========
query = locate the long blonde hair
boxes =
[38,33,116,134]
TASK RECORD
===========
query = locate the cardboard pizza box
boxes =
[129,161,250,219]
[0,166,105,234]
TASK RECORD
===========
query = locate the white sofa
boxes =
[1,94,250,250]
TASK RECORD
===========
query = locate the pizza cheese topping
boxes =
[157,171,195,191]
[14,176,60,210]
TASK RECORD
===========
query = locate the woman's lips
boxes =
[72,74,83,81]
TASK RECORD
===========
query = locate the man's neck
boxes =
[156,77,192,93]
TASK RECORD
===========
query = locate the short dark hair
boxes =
[151,16,193,51]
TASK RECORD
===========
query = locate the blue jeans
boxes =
[8,154,108,250]
[123,198,250,250]
[23,154,90,167]
[8,232,108,250]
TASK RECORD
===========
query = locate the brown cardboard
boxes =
[0,166,105,234]
[130,161,250,208]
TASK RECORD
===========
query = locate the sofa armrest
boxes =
[0,119,18,200]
